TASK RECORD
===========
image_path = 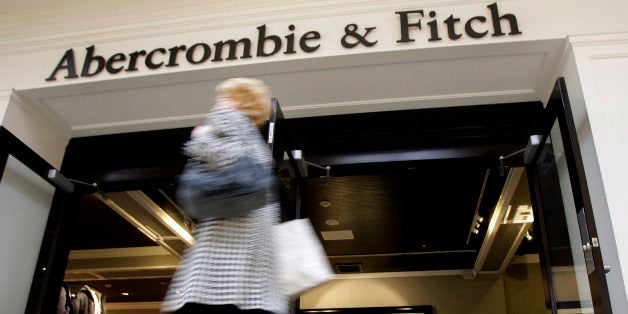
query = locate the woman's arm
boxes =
[182,107,255,170]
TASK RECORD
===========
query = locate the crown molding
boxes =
[69,88,537,137]
[71,113,205,137]
[282,88,538,118]
[568,31,628,47]
[0,0,485,56]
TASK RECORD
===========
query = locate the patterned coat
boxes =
[161,107,287,313]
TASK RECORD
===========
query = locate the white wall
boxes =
[503,262,546,314]
[556,34,628,311]
[0,156,56,313]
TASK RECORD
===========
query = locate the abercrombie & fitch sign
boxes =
[45,3,521,81]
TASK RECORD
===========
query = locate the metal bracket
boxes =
[47,169,74,193]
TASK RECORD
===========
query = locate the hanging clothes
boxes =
[57,282,74,314]
[72,285,105,314]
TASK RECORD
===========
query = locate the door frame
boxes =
[0,126,79,313]
[526,77,611,313]
[17,98,290,312]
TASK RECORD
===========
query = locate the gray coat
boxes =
[161,107,287,313]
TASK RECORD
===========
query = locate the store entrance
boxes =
[35,80,609,313]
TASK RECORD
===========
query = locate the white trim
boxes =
[71,114,206,137]
[68,246,171,260]
[70,89,537,137]
[569,32,628,47]
[540,39,571,106]
[106,301,162,310]
[284,89,537,114]
[334,269,463,279]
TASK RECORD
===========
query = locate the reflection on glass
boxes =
[536,121,593,311]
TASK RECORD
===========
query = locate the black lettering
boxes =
[213,39,252,61]
[285,25,297,54]
[465,16,488,38]
[45,49,78,81]
[126,50,147,72]
[427,11,441,41]
[488,2,521,36]
[256,24,282,57]
[80,45,105,77]
[166,45,187,67]
[300,31,321,53]
[106,53,126,74]
[145,48,166,69]
[444,15,462,40]
[396,10,424,42]
[186,43,211,64]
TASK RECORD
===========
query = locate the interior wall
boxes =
[300,259,550,314]
[299,274,507,314]
[556,34,628,311]
[503,262,546,314]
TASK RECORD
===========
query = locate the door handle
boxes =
[582,243,592,252]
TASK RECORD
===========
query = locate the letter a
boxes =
[45,49,79,81]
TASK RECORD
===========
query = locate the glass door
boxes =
[526,78,611,313]
[0,126,75,313]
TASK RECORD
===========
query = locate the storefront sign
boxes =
[45,2,521,81]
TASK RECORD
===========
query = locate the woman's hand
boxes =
[190,124,214,138]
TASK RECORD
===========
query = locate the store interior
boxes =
[59,100,549,309]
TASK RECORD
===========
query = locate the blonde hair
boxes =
[215,77,272,128]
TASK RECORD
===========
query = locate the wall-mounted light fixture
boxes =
[525,230,533,241]
[467,213,485,243]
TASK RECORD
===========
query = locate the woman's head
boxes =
[214,77,271,128]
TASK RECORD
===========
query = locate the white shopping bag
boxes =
[275,218,336,297]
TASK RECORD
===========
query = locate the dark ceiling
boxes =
[62,101,546,303]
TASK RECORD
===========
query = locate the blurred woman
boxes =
[161,78,287,314]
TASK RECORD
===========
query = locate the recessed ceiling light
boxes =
[319,200,331,208]
[325,219,339,226]
[122,292,130,296]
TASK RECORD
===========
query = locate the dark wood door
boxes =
[526,78,611,313]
